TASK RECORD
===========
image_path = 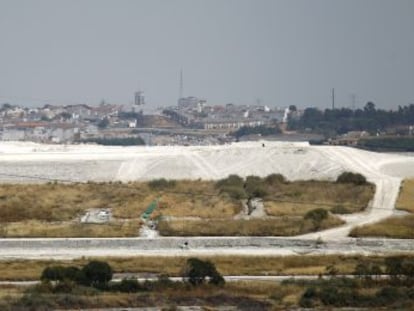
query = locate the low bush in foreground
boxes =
[298,256,414,308]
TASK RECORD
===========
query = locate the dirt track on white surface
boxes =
[298,146,403,240]
[1,141,414,258]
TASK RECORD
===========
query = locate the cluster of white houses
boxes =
[164,99,285,130]
[0,103,120,143]
[0,122,99,143]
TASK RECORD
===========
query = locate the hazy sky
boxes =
[1,0,414,110]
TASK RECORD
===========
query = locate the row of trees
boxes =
[79,136,145,146]
[288,102,414,136]
[40,258,224,292]
[215,171,367,201]
[215,173,287,200]
[41,261,113,289]
[231,125,281,139]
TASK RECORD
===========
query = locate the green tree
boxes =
[116,278,142,293]
[264,173,286,185]
[41,266,81,282]
[182,258,224,286]
[336,172,367,185]
[41,266,66,282]
[81,261,113,288]
[305,208,328,230]
[216,175,247,199]
[244,175,268,198]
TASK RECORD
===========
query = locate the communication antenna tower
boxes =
[179,69,183,100]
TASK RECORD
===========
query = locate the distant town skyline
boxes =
[1,0,414,110]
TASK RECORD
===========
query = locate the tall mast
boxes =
[179,69,183,100]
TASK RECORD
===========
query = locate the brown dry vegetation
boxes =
[396,179,414,212]
[157,214,344,236]
[0,177,374,237]
[350,215,414,238]
[350,178,414,238]
[0,181,240,224]
[265,181,374,216]
[0,220,139,238]
[0,179,374,223]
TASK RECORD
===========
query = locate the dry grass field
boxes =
[0,220,139,238]
[395,179,414,212]
[265,181,374,216]
[0,176,374,237]
[157,214,344,236]
[350,178,414,238]
[0,180,240,222]
[350,215,414,238]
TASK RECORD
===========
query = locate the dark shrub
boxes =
[41,266,81,283]
[265,173,286,185]
[148,178,176,190]
[336,172,367,185]
[210,272,225,286]
[216,175,244,189]
[81,261,113,288]
[305,208,329,230]
[244,176,268,198]
[249,186,268,198]
[182,258,225,286]
[115,278,142,293]
[41,266,66,282]
[305,208,328,222]
[303,287,318,299]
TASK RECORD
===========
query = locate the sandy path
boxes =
[297,146,403,240]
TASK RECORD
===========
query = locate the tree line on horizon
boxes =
[288,102,414,137]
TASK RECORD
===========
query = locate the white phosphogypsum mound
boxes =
[1,141,414,239]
